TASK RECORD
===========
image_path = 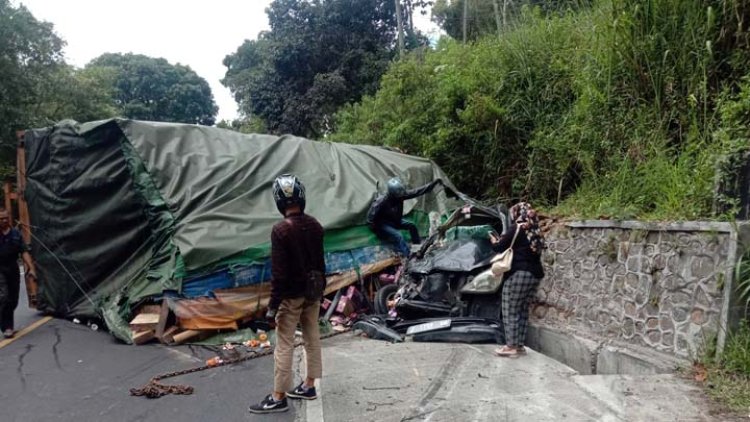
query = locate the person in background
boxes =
[366,177,443,257]
[489,202,545,358]
[249,174,325,414]
[0,208,37,338]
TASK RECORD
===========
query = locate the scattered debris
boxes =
[161,326,180,344]
[132,330,156,346]
[120,255,400,346]
[131,325,350,399]
[693,362,708,383]
[206,356,223,367]
[129,313,160,331]
[171,330,203,345]
[353,316,403,343]
[154,300,171,341]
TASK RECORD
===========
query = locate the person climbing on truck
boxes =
[366,177,443,258]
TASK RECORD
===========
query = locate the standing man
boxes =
[249,174,326,414]
[0,208,36,338]
[366,177,443,257]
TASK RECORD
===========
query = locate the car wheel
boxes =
[374,284,398,314]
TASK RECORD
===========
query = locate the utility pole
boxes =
[395,0,405,57]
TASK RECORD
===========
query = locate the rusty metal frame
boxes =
[15,130,37,305]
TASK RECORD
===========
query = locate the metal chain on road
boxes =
[129,328,350,399]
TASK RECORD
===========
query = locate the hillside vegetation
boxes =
[331,0,750,220]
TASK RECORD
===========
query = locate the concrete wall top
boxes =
[565,220,742,233]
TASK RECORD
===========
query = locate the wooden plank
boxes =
[154,300,171,341]
[160,326,181,344]
[132,329,155,345]
[136,304,162,315]
[129,313,160,331]
[171,329,203,345]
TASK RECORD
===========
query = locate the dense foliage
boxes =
[332,0,750,220]
[221,0,429,138]
[0,0,217,178]
[432,0,590,41]
[4,0,750,220]
[0,0,116,176]
[86,53,218,125]
[1,0,63,144]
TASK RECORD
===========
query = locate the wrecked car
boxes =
[364,201,511,343]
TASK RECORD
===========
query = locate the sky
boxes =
[14,0,439,123]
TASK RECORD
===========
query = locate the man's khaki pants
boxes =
[274,297,322,393]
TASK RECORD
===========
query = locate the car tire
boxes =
[374,284,398,315]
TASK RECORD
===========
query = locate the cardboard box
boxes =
[336,296,355,315]
[321,298,332,310]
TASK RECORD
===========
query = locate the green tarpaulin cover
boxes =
[23,119,458,340]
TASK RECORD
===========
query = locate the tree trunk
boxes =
[405,0,414,36]
[493,0,502,38]
[462,0,469,43]
[395,0,405,56]
[502,0,509,28]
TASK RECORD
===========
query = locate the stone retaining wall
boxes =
[531,221,749,358]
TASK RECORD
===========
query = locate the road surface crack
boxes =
[52,326,62,370]
[18,344,34,391]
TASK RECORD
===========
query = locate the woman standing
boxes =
[489,202,545,357]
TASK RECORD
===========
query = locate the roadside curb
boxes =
[526,323,687,375]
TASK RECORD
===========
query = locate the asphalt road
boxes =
[0,283,732,422]
[0,283,301,422]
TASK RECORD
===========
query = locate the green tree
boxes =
[216,116,267,134]
[0,0,64,144]
[432,0,590,41]
[33,65,118,126]
[333,0,750,220]
[86,53,218,125]
[0,0,118,177]
[222,0,427,138]
[432,0,499,41]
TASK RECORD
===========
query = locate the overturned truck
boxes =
[21,119,464,342]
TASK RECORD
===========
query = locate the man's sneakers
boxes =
[248,383,317,413]
[286,382,317,400]
[3,329,13,339]
[248,394,289,414]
